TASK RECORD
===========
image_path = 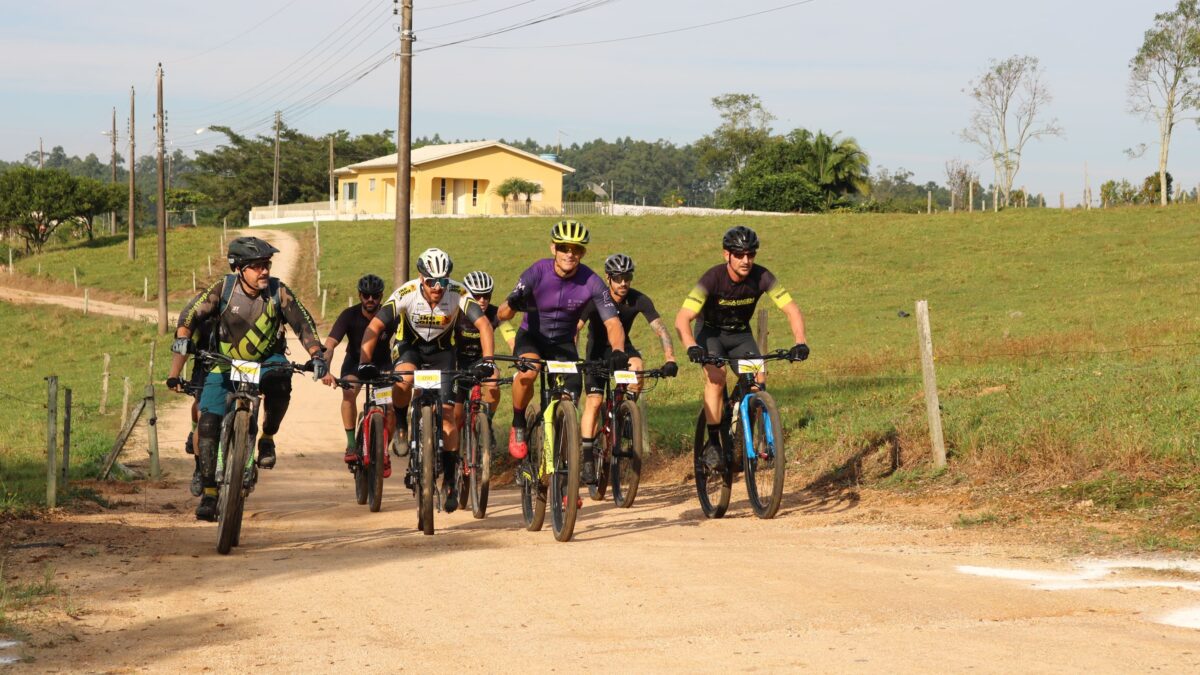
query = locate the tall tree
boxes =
[695,93,775,191]
[1128,0,1200,206]
[798,130,871,209]
[961,55,1063,208]
[0,167,80,252]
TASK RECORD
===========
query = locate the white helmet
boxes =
[463,270,494,295]
[416,248,452,278]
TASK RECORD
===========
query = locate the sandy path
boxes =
[0,285,157,322]
[3,230,1200,671]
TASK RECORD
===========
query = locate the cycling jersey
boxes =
[579,288,659,356]
[454,304,500,363]
[375,279,485,346]
[505,259,617,342]
[682,263,792,332]
[179,276,321,362]
[329,304,394,377]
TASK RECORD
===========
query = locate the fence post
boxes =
[144,277,149,302]
[46,376,58,508]
[144,384,161,481]
[321,288,328,319]
[83,289,89,315]
[73,267,78,289]
[121,376,131,429]
[926,190,932,214]
[915,300,946,469]
[208,255,212,276]
[192,270,197,293]
[968,182,974,213]
[313,216,320,259]
[62,388,72,484]
[100,353,111,414]
[316,270,322,296]
[147,340,157,384]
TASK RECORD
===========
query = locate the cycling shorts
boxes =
[393,339,457,404]
[694,324,759,372]
[513,328,582,401]
[584,344,642,395]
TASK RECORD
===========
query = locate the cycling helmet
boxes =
[463,270,494,295]
[550,219,590,246]
[604,253,635,276]
[357,274,385,296]
[227,236,280,269]
[722,225,760,252]
[416,247,453,278]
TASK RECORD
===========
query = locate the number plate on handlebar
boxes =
[737,359,765,375]
[414,370,442,389]
[546,361,578,374]
[373,387,393,405]
[230,359,262,384]
[613,370,638,385]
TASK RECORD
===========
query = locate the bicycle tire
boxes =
[470,411,492,519]
[419,405,436,535]
[550,399,581,542]
[367,413,385,513]
[610,399,644,508]
[588,433,609,502]
[217,410,251,555]
[742,391,786,519]
[353,414,368,505]
[693,411,731,519]
[520,402,547,532]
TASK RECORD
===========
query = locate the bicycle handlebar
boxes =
[695,349,797,368]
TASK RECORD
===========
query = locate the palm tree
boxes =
[495,177,542,214]
[796,131,871,209]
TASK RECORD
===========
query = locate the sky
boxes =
[1,0,1195,205]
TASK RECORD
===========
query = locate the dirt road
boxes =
[3,231,1199,672]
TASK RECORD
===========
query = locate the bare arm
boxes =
[496,300,515,322]
[603,316,626,353]
[360,317,387,364]
[649,317,676,361]
[475,315,496,360]
[675,306,699,350]
[781,301,807,345]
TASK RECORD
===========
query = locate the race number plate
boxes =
[546,361,578,374]
[230,359,262,384]
[414,370,442,389]
[613,370,638,385]
[737,359,765,375]
[373,387,393,405]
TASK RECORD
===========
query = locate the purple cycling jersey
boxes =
[506,259,617,342]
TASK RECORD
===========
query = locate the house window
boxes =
[343,182,357,201]
[369,178,376,192]
[472,180,478,206]
[440,178,447,204]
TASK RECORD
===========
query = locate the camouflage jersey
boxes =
[178,276,321,363]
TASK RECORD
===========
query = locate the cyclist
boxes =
[674,225,809,472]
[452,271,515,429]
[321,274,395,468]
[577,253,678,484]
[358,248,495,514]
[496,219,628,461]
[166,236,328,521]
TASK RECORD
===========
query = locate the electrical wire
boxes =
[416,0,619,53]
[170,0,306,65]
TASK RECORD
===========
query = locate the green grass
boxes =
[292,207,1200,491]
[0,561,57,636]
[0,303,172,514]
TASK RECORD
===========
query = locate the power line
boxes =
[170,0,306,64]
[416,0,620,53]
[421,0,540,32]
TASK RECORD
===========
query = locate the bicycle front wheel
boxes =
[353,415,368,505]
[419,406,436,535]
[588,433,609,502]
[610,399,644,508]
[217,410,251,555]
[367,413,385,513]
[469,411,492,519]
[550,399,582,542]
[693,411,731,519]
[520,402,547,531]
[742,391,786,519]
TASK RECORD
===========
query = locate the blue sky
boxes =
[2,0,1195,204]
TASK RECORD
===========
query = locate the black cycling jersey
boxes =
[682,263,792,332]
[329,304,394,375]
[580,287,659,355]
[454,304,500,362]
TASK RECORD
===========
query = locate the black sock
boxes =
[707,424,722,445]
[512,408,526,429]
[394,404,409,430]
[581,436,595,452]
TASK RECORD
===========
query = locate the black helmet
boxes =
[604,253,635,276]
[227,236,280,269]
[357,274,385,296]
[722,226,759,253]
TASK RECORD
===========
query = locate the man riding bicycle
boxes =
[496,219,628,461]
[673,226,809,472]
[321,274,395,465]
[577,253,678,484]
[167,236,328,521]
[453,271,514,429]
[358,248,496,513]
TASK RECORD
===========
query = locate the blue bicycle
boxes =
[692,350,794,519]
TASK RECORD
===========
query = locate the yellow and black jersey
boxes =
[178,276,321,362]
[682,263,793,332]
[376,279,485,345]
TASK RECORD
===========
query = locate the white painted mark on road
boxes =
[0,640,21,666]
[958,558,1200,630]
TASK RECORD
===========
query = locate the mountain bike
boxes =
[585,366,666,508]
[188,350,312,554]
[692,349,796,520]
[452,374,511,519]
[333,373,403,512]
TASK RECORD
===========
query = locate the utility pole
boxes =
[394,0,414,286]
[155,64,169,335]
[108,108,118,236]
[38,137,44,169]
[128,86,137,261]
[272,110,282,217]
[328,134,335,212]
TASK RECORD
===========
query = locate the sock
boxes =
[581,436,595,452]
[260,433,274,444]
[345,428,355,449]
[512,408,526,429]
[707,424,721,445]
[394,404,409,430]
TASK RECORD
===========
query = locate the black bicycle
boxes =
[585,365,666,508]
[692,349,797,520]
[333,372,404,512]
[452,374,511,519]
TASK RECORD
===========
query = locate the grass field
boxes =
[0,303,171,514]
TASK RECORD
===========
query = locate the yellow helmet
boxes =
[550,219,590,246]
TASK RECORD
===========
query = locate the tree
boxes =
[1141,170,1175,203]
[797,130,871,209]
[961,55,1063,208]
[1100,179,1141,206]
[1128,0,1200,206]
[944,159,979,210]
[721,128,867,212]
[72,177,124,240]
[0,167,79,252]
[494,177,541,213]
[695,93,775,192]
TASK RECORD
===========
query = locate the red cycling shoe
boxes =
[508,427,528,459]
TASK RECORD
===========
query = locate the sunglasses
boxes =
[728,249,757,260]
[360,292,382,300]
[555,244,585,256]
[422,277,450,289]
[245,260,273,271]
[608,274,633,284]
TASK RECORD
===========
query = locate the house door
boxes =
[385,181,395,214]
[454,180,469,214]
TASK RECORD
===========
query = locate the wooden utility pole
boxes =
[394,0,414,286]
[128,86,137,261]
[328,134,336,212]
[109,108,118,235]
[38,137,44,169]
[272,110,282,217]
[155,64,169,335]
[968,182,974,213]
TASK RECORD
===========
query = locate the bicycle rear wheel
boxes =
[418,406,436,535]
[693,411,731,519]
[550,399,582,542]
[469,411,492,519]
[367,413,385,512]
[353,415,368,505]
[610,399,644,508]
[742,391,786,519]
[217,410,251,555]
[520,402,547,531]
[588,433,609,502]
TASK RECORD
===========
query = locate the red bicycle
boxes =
[335,373,402,512]
[453,375,511,519]
[588,367,664,508]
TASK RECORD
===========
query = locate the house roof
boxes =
[333,140,574,176]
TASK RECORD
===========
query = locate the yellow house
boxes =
[333,140,575,216]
